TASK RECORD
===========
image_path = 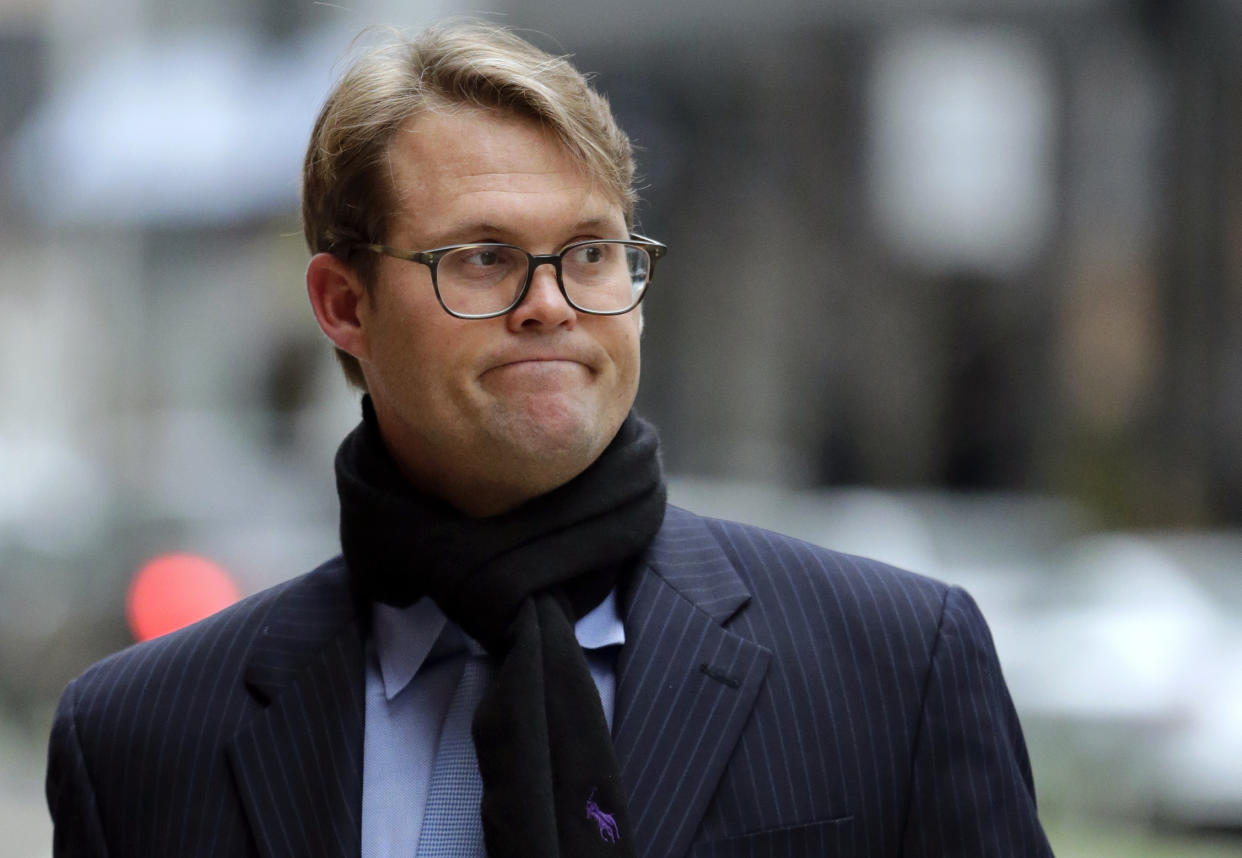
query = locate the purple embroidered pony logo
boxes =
[585,787,620,843]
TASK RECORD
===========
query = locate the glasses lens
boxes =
[436,245,528,316]
[562,242,650,313]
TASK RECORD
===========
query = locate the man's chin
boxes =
[494,402,617,469]
[507,418,602,464]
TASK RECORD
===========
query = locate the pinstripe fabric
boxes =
[47,558,364,858]
[614,507,1051,857]
[47,506,1050,857]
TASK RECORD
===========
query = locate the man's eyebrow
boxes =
[432,216,627,245]
[436,222,508,242]
[566,216,623,235]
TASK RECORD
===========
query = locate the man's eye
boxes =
[464,249,500,266]
[572,244,608,264]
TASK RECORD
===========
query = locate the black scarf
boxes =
[336,396,666,857]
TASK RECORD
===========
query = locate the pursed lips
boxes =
[482,354,594,379]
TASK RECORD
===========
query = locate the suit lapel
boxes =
[225,558,366,858]
[222,510,766,858]
[614,508,771,858]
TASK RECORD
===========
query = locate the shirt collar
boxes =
[372,590,626,702]
[573,589,626,650]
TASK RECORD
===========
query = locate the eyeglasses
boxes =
[354,234,667,319]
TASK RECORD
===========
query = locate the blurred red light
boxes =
[126,553,241,642]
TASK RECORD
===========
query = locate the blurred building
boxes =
[5,0,1242,535]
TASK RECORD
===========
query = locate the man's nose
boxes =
[507,262,576,329]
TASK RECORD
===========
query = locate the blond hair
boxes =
[302,22,638,389]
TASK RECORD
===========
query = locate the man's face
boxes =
[355,108,642,515]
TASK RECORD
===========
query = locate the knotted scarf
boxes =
[336,396,666,857]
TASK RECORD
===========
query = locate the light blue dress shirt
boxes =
[360,592,625,858]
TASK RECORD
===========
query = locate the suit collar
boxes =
[238,556,361,702]
[633,505,753,625]
[615,506,771,858]
[226,557,365,858]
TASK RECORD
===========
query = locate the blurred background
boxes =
[2,0,1242,855]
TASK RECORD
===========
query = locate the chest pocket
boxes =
[689,816,858,858]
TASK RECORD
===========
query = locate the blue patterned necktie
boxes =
[417,655,492,858]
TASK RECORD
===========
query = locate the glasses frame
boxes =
[355,233,667,319]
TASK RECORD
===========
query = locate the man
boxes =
[47,22,1053,858]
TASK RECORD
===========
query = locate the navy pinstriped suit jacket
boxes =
[47,506,1053,857]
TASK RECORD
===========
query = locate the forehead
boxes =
[384,108,624,243]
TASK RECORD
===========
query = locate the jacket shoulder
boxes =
[59,556,350,721]
[667,505,952,612]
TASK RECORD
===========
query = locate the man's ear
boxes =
[306,252,370,361]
